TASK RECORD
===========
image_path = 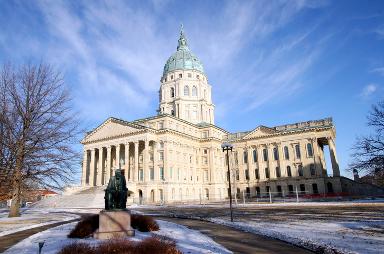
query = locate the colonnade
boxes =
[81,140,160,186]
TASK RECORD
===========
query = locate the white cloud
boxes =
[372,67,384,76]
[361,84,378,98]
[375,25,384,39]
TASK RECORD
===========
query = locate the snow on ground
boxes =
[0,208,82,237]
[4,220,231,254]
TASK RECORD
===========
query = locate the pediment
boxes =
[82,118,144,143]
[243,126,277,139]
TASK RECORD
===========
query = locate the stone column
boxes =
[134,141,139,182]
[116,144,121,170]
[154,142,159,181]
[106,146,111,184]
[89,149,96,186]
[164,141,169,180]
[328,138,340,177]
[96,148,102,186]
[143,140,149,182]
[81,150,88,186]
[99,147,105,185]
[125,143,129,181]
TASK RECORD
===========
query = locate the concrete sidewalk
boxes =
[160,217,313,254]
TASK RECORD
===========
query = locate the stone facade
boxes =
[80,27,345,203]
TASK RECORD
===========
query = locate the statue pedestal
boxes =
[94,210,135,239]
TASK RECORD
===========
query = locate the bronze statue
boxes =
[104,169,128,210]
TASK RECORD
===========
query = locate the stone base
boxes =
[94,209,135,240]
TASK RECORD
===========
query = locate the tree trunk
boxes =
[8,144,24,217]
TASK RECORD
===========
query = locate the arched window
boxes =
[276,167,281,177]
[184,85,189,96]
[170,87,175,97]
[307,143,313,157]
[295,144,301,159]
[273,147,279,160]
[192,86,197,96]
[287,166,292,177]
[298,165,304,176]
[284,146,289,160]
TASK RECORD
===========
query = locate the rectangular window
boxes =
[179,73,182,78]
[273,147,279,160]
[288,185,294,194]
[245,169,249,180]
[307,143,313,157]
[160,167,164,180]
[263,148,268,161]
[243,151,248,164]
[284,146,289,160]
[255,168,260,180]
[139,169,143,181]
[310,164,316,176]
[203,156,208,165]
[298,165,304,176]
[204,170,209,182]
[276,167,281,178]
[300,184,306,193]
[295,144,301,159]
[312,183,319,194]
[170,167,173,179]
[253,149,257,162]
[150,167,154,180]
[265,168,270,179]
[188,73,192,78]
[159,151,164,161]
[158,122,164,129]
[236,170,240,181]
[256,187,261,197]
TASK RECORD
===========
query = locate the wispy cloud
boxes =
[360,83,378,98]
[372,67,384,76]
[374,25,384,39]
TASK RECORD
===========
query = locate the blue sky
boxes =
[1,0,383,179]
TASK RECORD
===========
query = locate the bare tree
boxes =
[0,63,81,217]
[349,101,384,186]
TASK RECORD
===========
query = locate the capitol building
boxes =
[80,27,347,204]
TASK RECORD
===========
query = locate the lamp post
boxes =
[221,142,234,222]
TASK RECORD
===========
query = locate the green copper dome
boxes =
[163,26,204,77]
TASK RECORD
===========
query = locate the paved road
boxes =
[0,219,79,253]
[160,217,313,254]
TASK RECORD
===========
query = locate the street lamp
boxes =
[221,142,234,222]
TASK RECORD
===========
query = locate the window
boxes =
[253,149,257,162]
[263,148,268,161]
[139,169,143,181]
[256,187,261,197]
[310,164,316,176]
[255,168,260,179]
[266,186,270,194]
[288,185,294,194]
[171,75,173,80]
[236,170,240,180]
[170,87,175,97]
[276,167,281,178]
[295,144,301,159]
[192,86,197,96]
[246,187,250,198]
[170,167,173,179]
[298,165,304,176]
[158,122,164,129]
[284,146,289,160]
[160,167,164,180]
[179,73,182,78]
[287,166,292,177]
[300,184,305,192]
[150,167,154,181]
[188,73,192,78]
[204,170,208,181]
[159,152,164,161]
[184,85,189,96]
[307,143,313,157]
[277,185,282,196]
[265,168,270,179]
[327,182,334,193]
[245,169,249,180]
[197,74,200,79]
[312,183,319,194]
[273,147,279,160]
[243,151,248,164]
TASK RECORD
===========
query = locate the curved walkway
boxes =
[159,217,313,254]
[0,218,79,253]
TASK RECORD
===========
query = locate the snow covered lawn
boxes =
[0,208,83,237]
[4,219,231,254]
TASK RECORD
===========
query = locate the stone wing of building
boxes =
[82,118,145,144]
[242,126,278,139]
